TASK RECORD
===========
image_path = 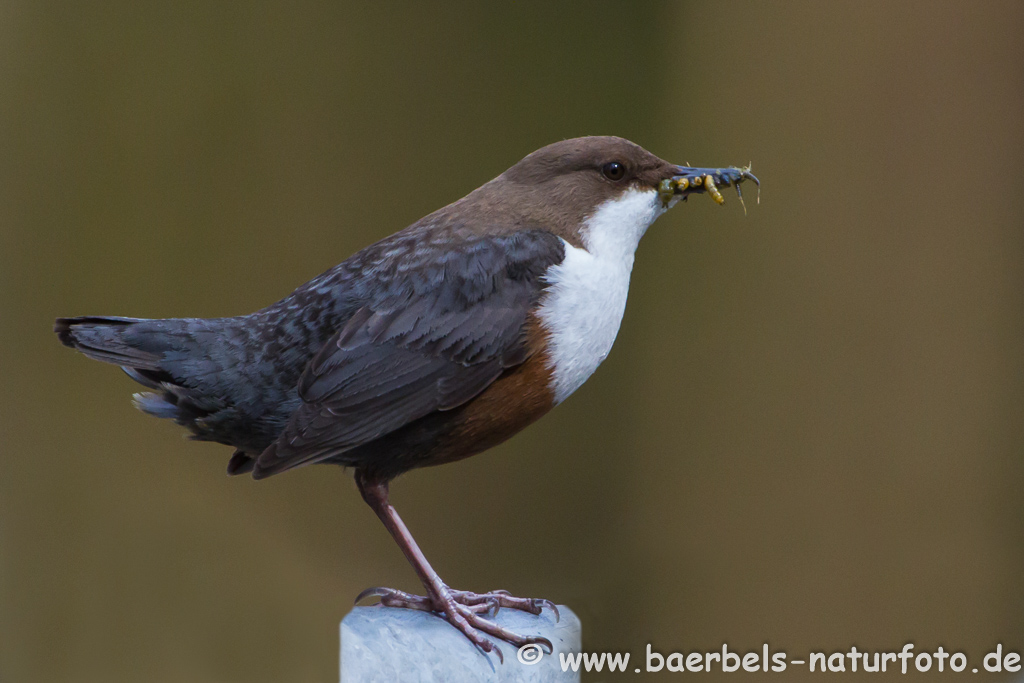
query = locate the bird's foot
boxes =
[356,585,558,660]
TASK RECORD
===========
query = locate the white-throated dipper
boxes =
[55,136,757,658]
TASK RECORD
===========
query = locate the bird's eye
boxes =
[602,162,626,181]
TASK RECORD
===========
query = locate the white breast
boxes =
[537,188,669,403]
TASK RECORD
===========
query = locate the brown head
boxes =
[448,136,679,247]
[416,136,755,253]
[503,136,679,192]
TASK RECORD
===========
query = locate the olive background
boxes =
[2,2,1022,681]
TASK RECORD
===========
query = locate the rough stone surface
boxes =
[340,605,580,682]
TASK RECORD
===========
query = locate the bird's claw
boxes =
[354,585,558,660]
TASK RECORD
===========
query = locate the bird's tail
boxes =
[54,315,233,438]
[55,316,165,373]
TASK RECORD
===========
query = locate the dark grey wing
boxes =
[252,230,565,478]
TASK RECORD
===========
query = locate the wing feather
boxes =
[252,230,564,479]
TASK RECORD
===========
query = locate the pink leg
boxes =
[354,472,556,660]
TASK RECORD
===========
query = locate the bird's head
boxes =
[487,136,757,251]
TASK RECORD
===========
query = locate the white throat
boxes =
[537,188,668,403]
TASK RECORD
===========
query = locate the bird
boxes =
[54,136,757,658]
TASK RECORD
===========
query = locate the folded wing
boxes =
[253,230,564,478]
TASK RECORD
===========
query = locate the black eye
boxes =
[602,161,626,181]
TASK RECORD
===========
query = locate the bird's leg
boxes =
[354,472,555,659]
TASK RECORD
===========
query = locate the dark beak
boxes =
[658,164,760,210]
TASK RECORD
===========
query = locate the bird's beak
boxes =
[657,164,760,211]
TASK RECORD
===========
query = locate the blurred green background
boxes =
[2,2,1023,681]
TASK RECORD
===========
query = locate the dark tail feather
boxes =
[55,315,255,471]
[54,314,225,427]
[54,316,163,370]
